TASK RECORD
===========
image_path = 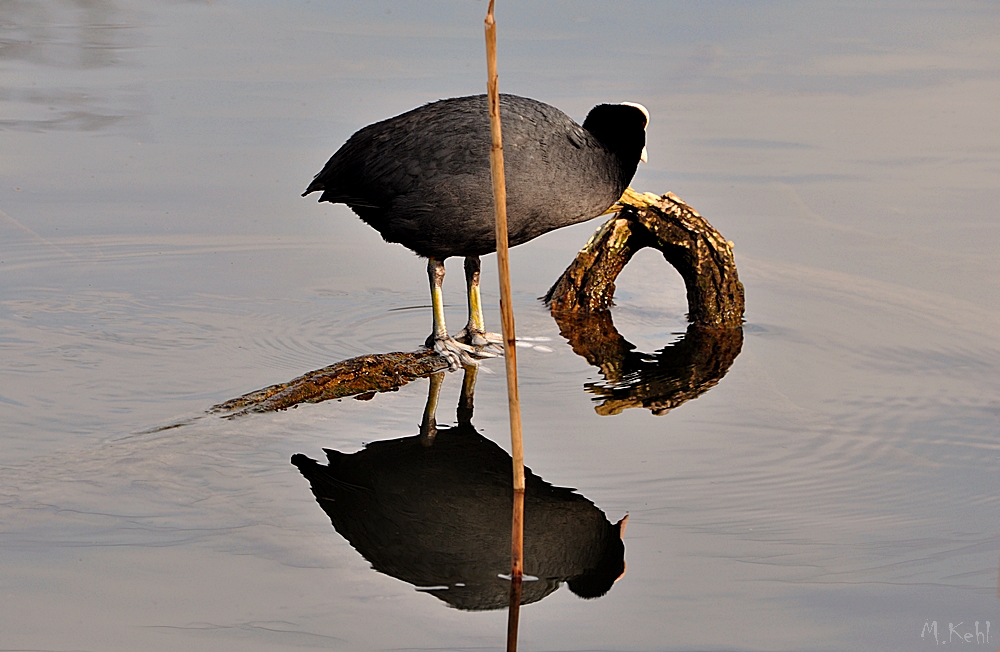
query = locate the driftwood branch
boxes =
[545,189,744,329]
[210,350,448,417]
[211,189,744,416]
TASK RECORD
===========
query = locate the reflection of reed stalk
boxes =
[485,2,525,650]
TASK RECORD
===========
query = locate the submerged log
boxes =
[545,189,744,328]
[210,350,448,417]
[211,188,743,416]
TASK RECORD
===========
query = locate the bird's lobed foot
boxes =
[454,328,505,357]
[428,334,500,371]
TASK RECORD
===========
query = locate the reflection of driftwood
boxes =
[212,189,743,416]
[545,189,744,328]
[554,311,743,416]
[210,350,448,417]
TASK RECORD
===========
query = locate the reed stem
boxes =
[485,2,525,650]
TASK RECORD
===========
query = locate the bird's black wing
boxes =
[304,97,492,213]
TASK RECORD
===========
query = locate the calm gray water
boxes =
[2,1,998,650]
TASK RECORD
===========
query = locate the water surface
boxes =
[2,1,998,650]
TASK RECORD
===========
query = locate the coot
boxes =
[304,94,648,368]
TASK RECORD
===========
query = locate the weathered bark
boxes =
[210,350,448,417]
[545,189,744,328]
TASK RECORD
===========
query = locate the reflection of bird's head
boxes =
[583,103,649,174]
[567,515,628,599]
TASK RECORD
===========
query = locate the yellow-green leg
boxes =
[424,257,496,370]
[427,257,450,343]
[455,256,503,353]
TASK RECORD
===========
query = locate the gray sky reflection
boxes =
[0,0,146,132]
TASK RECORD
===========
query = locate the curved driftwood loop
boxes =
[545,189,745,328]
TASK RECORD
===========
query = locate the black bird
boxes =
[291,367,628,610]
[304,94,648,368]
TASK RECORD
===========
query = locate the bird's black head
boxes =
[582,102,649,173]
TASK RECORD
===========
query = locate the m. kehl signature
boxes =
[921,620,991,645]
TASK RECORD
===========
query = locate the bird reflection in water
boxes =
[552,310,743,416]
[291,366,628,611]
